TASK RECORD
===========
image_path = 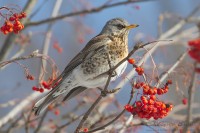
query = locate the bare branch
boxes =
[25,0,154,27]
[183,62,198,133]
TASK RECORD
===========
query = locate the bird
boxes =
[33,18,139,115]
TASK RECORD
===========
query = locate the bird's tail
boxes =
[32,73,79,115]
[32,92,58,116]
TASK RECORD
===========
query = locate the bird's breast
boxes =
[74,36,128,88]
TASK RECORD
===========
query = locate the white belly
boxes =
[72,61,127,88]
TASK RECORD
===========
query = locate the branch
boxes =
[183,62,198,133]
[0,50,39,68]
[54,114,83,133]
[34,110,48,133]
[86,89,134,133]
[38,0,63,81]
[25,0,154,27]
[156,52,187,87]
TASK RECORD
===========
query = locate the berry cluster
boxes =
[48,105,61,116]
[0,12,26,34]
[125,80,173,120]
[32,86,44,93]
[32,81,51,93]
[127,58,144,75]
[31,78,61,93]
[135,66,144,75]
[53,42,63,53]
[26,74,35,80]
[188,38,200,73]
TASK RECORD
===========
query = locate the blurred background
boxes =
[0,0,200,132]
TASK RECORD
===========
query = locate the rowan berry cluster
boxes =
[31,78,60,93]
[48,105,61,116]
[26,74,35,80]
[0,12,26,34]
[126,57,173,119]
[32,81,52,93]
[125,80,173,120]
[188,38,200,73]
[128,58,144,75]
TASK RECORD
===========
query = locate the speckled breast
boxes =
[80,35,128,78]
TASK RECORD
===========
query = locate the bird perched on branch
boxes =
[33,18,139,115]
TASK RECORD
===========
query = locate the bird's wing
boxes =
[33,34,112,115]
[45,34,112,98]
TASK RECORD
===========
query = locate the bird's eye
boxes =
[116,24,125,29]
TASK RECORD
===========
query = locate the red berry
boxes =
[140,82,145,87]
[39,88,44,93]
[128,58,135,64]
[124,104,133,112]
[143,85,149,90]
[148,89,154,95]
[32,86,37,91]
[163,88,168,93]
[148,99,154,105]
[54,109,60,115]
[157,89,164,95]
[9,17,15,21]
[134,82,141,89]
[140,96,146,100]
[142,105,148,111]
[136,101,142,107]
[142,99,148,105]
[83,128,88,132]
[135,67,144,75]
[20,12,27,18]
[143,88,149,95]
[41,81,50,89]
[182,98,188,105]
[167,80,172,85]
[150,95,156,100]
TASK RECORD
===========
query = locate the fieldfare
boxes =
[33,18,139,115]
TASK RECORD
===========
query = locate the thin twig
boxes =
[34,110,48,133]
[6,113,23,133]
[54,114,83,133]
[86,89,134,133]
[0,50,39,68]
[156,52,187,87]
[183,62,197,133]
[24,111,32,133]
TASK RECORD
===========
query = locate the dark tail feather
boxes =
[62,86,87,101]
[32,93,58,116]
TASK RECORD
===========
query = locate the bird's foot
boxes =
[98,87,120,97]
[108,70,117,77]
[101,90,107,97]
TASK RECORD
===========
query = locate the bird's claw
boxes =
[101,90,107,97]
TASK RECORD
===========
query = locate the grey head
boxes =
[100,18,139,36]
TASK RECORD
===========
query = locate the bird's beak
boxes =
[126,24,139,30]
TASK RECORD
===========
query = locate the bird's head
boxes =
[100,18,139,36]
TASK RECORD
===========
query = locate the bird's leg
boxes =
[97,87,107,97]
[97,87,120,96]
